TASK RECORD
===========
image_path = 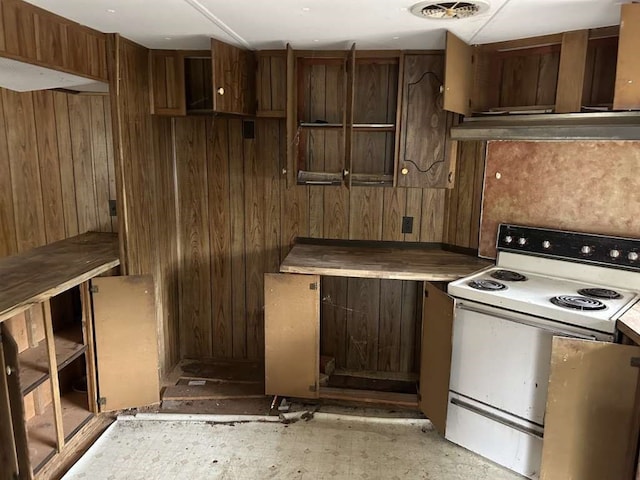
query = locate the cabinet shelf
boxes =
[19,326,86,395]
[299,123,344,129]
[27,390,92,473]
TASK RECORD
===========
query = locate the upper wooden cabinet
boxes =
[613,3,640,110]
[0,0,108,81]
[149,50,186,116]
[443,22,638,115]
[211,39,256,116]
[149,40,256,116]
[397,53,456,189]
[256,51,286,117]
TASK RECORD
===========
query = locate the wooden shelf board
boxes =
[319,387,418,408]
[280,242,491,281]
[20,326,87,395]
[0,232,119,323]
[28,391,93,473]
[299,123,344,129]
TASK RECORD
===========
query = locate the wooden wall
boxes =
[173,114,484,372]
[107,35,179,376]
[0,88,115,419]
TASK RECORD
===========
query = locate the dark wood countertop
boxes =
[0,232,120,323]
[618,303,640,345]
[280,241,492,281]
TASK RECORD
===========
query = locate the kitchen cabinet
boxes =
[397,53,456,189]
[443,27,621,116]
[148,39,256,116]
[149,50,187,116]
[0,233,160,478]
[0,0,108,82]
[256,51,286,118]
[264,240,489,404]
[539,338,640,480]
[211,39,256,116]
[613,3,640,110]
[285,45,408,188]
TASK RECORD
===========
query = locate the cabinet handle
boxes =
[343,169,350,176]
[281,168,287,175]
[401,167,409,175]
[6,366,14,375]
[217,87,225,95]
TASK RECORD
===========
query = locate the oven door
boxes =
[449,300,605,426]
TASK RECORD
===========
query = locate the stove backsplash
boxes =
[479,141,640,258]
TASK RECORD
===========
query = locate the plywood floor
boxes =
[62,414,521,480]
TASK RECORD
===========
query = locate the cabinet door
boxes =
[1,325,31,479]
[211,39,255,115]
[91,276,159,412]
[613,3,640,110]
[419,282,454,436]
[540,337,640,480]
[265,274,320,399]
[149,50,186,116]
[443,32,473,116]
[0,330,20,480]
[397,54,454,189]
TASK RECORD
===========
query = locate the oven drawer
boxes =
[446,392,542,479]
[449,303,555,425]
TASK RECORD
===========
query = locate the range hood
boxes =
[450,111,640,141]
[0,56,108,93]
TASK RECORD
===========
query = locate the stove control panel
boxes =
[497,224,640,271]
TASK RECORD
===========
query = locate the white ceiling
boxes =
[26,0,625,51]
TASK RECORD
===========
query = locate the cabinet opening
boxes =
[582,36,618,110]
[318,277,422,394]
[185,57,213,113]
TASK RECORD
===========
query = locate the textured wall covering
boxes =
[479,141,640,258]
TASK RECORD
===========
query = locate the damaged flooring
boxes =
[61,413,522,480]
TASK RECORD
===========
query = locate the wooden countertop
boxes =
[0,232,120,323]
[280,241,491,281]
[618,303,640,345]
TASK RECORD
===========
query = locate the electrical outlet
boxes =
[402,216,413,234]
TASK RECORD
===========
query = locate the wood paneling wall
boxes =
[0,88,115,419]
[172,115,483,373]
[108,35,179,375]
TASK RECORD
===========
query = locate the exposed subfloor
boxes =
[61,413,523,480]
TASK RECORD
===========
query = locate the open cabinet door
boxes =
[92,276,159,412]
[1,325,30,479]
[443,32,473,116]
[540,337,640,480]
[265,274,319,399]
[419,282,454,436]
[0,329,20,480]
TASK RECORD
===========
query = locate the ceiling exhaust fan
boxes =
[410,1,491,19]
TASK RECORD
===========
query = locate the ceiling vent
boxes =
[410,1,490,19]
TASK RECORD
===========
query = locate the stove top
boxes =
[490,269,527,282]
[448,265,639,334]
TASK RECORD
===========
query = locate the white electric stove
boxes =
[445,224,640,479]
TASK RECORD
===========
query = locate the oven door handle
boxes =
[450,396,544,439]
[456,302,598,341]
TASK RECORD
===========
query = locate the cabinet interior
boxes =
[185,56,213,113]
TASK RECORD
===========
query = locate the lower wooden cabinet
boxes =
[0,275,159,479]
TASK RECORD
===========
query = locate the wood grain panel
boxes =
[0,91,17,257]
[382,188,405,242]
[52,92,78,237]
[320,276,348,368]
[2,89,45,252]
[89,96,111,233]
[32,91,65,243]
[34,12,66,67]
[500,54,540,107]
[243,123,265,360]
[2,0,36,59]
[536,51,560,105]
[228,119,247,359]
[349,187,383,240]
[175,117,211,358]
[480,141,640,258]
[346,277,380,371]
[555,30,589,113]
[208,118,233,358]
[323,186,349,239]
[67,94,99,234]
[377,279,402,372]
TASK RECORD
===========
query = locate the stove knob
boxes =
[542,240,551,249]
[609,249,621,259]
[518,237,527,246]
[581,245,592,255]
[629,252,639,262]
[504,235,513,244]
